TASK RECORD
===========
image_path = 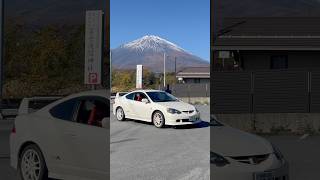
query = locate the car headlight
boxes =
[272,144,284,161]
[167,108,181,114]
[210,152,229,167]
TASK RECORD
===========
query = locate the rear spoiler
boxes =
[18,96,61,115]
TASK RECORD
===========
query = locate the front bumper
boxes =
[211,154,289,180]
[165,112,201,126]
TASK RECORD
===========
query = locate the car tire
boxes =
[152,111,165,128]
[116,107,125,121]
[18,144,48,180]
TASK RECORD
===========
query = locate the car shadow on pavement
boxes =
[173,121,210,129]
[124,119,210,129]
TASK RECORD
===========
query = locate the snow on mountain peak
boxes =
[121,35,186,53]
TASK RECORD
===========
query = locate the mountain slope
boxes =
[111,35,208,72]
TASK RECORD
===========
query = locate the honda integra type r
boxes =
[113,90,201,128]
[10,90,109,180]
[210,115,289,180]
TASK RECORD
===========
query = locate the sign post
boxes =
[85,10,104,88]
[136,65,143,89]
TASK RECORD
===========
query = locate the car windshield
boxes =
[210,115,223,126]
[146,91,178,102]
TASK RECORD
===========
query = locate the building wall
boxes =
[241,51,320,70]
[215,113,320,134]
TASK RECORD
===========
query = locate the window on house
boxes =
[194,79,201,83]
[270,55,288,69]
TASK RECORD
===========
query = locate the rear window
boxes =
[28,99,60,113]
[119,92,128,96]
[125,93,134,100]
[49,98,78,121]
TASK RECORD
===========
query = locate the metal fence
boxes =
[212,70,320,113]
[171,83,210,98]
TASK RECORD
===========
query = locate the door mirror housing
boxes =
[141,98,149,104]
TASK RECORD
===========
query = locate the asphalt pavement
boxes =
[110,105,211,180]
[1,108,320,180]
[267,135,320,180]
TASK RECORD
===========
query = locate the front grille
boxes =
[230,154,269,165]
[176,119,191,122]
[182,110,194,114]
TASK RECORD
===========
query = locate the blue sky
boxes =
[110,0,210,61]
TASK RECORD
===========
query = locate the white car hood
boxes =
[157,101,195,111]
[211,126,273,157]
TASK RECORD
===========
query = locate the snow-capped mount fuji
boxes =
[112,35,209,72]
[121,35,185,53]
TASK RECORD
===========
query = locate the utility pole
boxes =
[163,53,166,88]
[174,57,177,75]
[110,50,112,89]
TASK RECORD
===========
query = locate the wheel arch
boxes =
[18,141,48,168]
[18,141,42,159]
[115,106,122,111]
[151,110,165,122]
[115,106,125,115]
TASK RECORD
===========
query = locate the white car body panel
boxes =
[211,117,289,180]
[10,90,109,180]
[113,90,201,126]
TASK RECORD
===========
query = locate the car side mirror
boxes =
[101,117,109,129]
[141,98,149,104]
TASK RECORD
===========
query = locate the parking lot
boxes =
[1,108,319,180]
[110,105,210,180]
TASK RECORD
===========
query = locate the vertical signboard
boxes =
[85,10,103,85]
[136,65,143,89]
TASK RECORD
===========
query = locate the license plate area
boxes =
[254,171,274,180]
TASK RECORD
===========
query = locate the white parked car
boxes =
[10,90,109,180]
[113,90,201,128]
[210,115,289,180]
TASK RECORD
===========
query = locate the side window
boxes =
[134,92,148,102]
[49,98,78,121]
[126,93,134,100]
[75,97,109,128]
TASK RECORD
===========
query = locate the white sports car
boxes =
[10,90,109,180]
[113,90,201,128]
[211,115,289,180]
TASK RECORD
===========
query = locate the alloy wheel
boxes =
[21,149,42,180]
[153,112,164,128]
[116,107,124,121]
